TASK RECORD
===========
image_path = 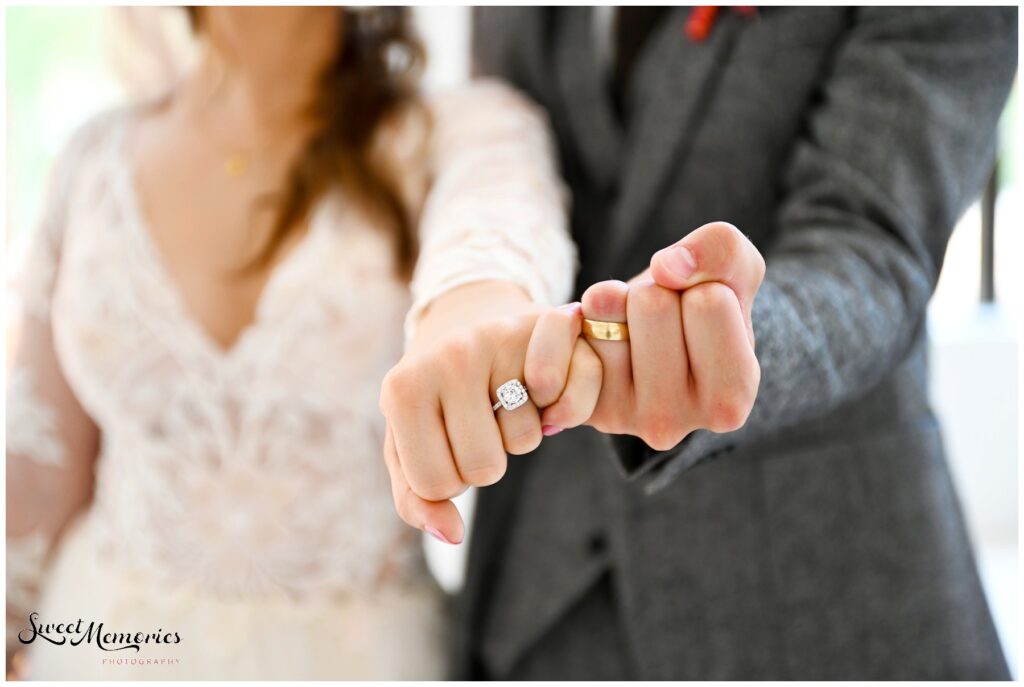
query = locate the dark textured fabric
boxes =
[611,6,669,124]
[459,6,1017,680]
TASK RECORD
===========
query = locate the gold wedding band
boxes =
[582,319,630,342]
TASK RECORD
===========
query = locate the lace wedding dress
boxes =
[5,80,575,680]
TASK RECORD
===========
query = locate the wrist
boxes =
[410,280,542,354]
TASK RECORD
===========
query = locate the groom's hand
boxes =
[582,222,765,449]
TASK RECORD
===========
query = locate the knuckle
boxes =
[408,475,462,502]
[639,411,686,452]
[682,281,735,315]
[705,403,745,433]
[524,363,565,403]
[486,315,524,346]
[459,458,507,487]
[710,221,744,259]
[381,366,418,407]
[439,333,480,374]
[541,307,574,330]
[589,411,627,437]
[630,281,678,318]
[705,389,755,433]
[698,352,760,434]
[589,400,634,436]
[544,399,575,429]
[552,400,589,429]
[503,425,543,456]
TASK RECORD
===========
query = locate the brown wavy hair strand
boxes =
[186,7,425,279]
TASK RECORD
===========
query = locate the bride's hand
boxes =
[380,284,600,545]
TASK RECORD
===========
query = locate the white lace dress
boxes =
[5,80,575,680]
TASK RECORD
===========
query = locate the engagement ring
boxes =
[493,379,529,412]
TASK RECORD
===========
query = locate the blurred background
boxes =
[5,6,1019,675]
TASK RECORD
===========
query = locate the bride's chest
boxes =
[50,187,411,427]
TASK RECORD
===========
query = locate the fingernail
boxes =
[425,526,452,545]
[542,425,563,437]
[662,246,697,279]
[559,302,582,316]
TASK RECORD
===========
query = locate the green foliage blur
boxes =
[6,6,119,247]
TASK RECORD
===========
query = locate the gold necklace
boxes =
[189,57,303,180]
[223,152,251,178]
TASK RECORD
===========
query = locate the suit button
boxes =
[587,532,608,556]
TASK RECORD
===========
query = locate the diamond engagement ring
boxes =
[493,379,529,412]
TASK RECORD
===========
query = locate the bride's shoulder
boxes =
[43,102,151,205]
[423,78,551,133]
[375,79,550,159]
[52,103,137,169]
[424,78,543,114]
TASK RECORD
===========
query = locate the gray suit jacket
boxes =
[456,7,1016,680]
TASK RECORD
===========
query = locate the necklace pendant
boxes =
[224,154,248,178]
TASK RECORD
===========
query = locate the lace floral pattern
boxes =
[407,81,576,343]
[5,369,66,467]
[5,79,576,644]
[5,532,48,649]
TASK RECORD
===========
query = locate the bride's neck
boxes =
[177,48,322,142]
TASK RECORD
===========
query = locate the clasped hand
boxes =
[379,222,765,544]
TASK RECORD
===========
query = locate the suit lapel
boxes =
[554,7,624,192]
[608,10,743,260]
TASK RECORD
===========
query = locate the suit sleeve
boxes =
[609,7,1018,490]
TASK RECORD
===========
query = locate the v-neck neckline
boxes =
[111,109,328,366]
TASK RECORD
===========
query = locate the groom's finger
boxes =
[649,221,765,346]
[580,280,633,433]
[384,424,465,545]
[627,278,691,450]
[681,282,760,433]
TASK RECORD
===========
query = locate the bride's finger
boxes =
[440,377,507,487]
[382,370,464,502]
[490,375,543,456]
[523,302,582,409]
[540,337,602,431]
[384,424,465,544]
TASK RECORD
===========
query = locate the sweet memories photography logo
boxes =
[17,612,182,653]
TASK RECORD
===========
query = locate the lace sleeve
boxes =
[403,79,578,345]
[6,127,101,657]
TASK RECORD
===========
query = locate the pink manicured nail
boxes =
[663,246,698,279]
[425,526,452,545]
[542,425,563,437]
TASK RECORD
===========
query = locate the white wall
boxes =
[413,6,472,91]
